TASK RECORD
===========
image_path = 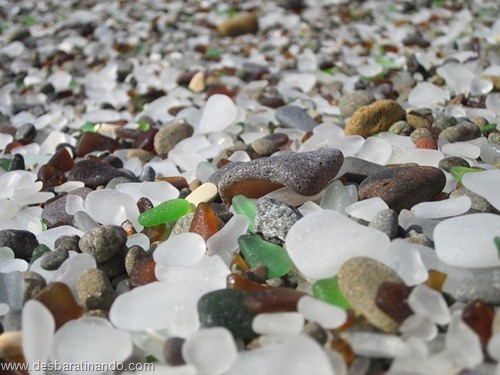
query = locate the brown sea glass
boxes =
[461,299,494,347]
[34,282,83,329]
[424,269,447,291]
[226,273,272,293]
[243,288,307,313]
[129,257,158,289]
[188,202,219,242]
[76,132,119,157]
[375,282,414,324]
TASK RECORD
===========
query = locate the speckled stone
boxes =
[368,209,399,239]
[218,148,344,204]
[97,247,127,279]
[251,137,279,156]
[170,212,195,236]
[207,162,243,186]
[358,166,446,213]
[432,116,457,131]
[21,271,47,304]
[342,156,388,184]
[449,188,493,213]
[481,75,500,91]
[438,156,470,173]
[338,90,376,117]
[338,257,403,333]
[488,132,500,145]
[67,160,131,189]
[406,112,432,129]
[410,127,436,144]
[14,122,37,141]
[438,122,481,143]
[470,116,489,129]
[76,268,115,311]
[127,149,155,163]
[105,176,134,189]
[388,121,414,136]
[0,230,39,261]
[54,235,81,253]
[344,100,406,137]
[125,245,147,276]
[79,225,128,263]
[254,196,303,245]
[40,249,69,270]
[275,105,317,132]
[154,120,194,157]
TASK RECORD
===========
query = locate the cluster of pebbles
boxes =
[0,0,499,374]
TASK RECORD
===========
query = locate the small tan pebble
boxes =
[217,13,259,37]
[127,149,155,163]
[185,182,218,206]
[0,331,23,358]
[188,71,205,93]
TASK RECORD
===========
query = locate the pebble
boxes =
[410,128,436,144]
[338,90,376,118]
[286,210,390,279]
[358,166,446,213]
[408,284,451,325]
[124,245,147,276]
[21,271,46,303]
[76,268,115,311]
[342,156,388,183]
[197,289,257,340]
[388,121,414,136]
[41,187,92,228]
[345,197,389,222]
[154,120,194,157]
[251,137,279,157]
[368,209,399,239]
[434,213,500,268]
[54,235,81,253]
[163,337,186,366]
[67,160,131,189]
[461,169,500,211]
[438,122,481,143]
[216,12,259,37]
[0,229,39,261]
[218,148,344,204]
[40,249,69,270]
[185,182,218,207]
[338,257,403,333]
[438,156,470,173]
[432,116,458,131]
[254,196,302,245]
[406,112,432,129]
[76,132,119,158]
[97,248,128,280]
[153,233,205,268]
[196,94,237,134]
[275,105,317,132]
[171,212,195,236]
[79,225,128,263]
[411,196,471,219]
[344,100,406,137]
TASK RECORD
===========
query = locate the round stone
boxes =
[0,230,39,262]
[368,209,399,239]
[76,268,115,311]
[21,271,47,304]
[79,225,128,263]
[40,249,69,271]
[344,100,406,137]
[338,90,376,118]
[154,120,194,157]
[438,157,470,173]
[338,257,403,333]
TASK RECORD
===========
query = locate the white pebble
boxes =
[434,213,500,268]
[286,210,389,279]
[356,137,392,165]
[348,332,408,358]
[408,285,451,325]
[0,258,28,273]
[411,196,471,219]
[404,148,444,167]
[252,312,305,336]
[345,197,388,222]
[185,182,218,207]
[382,239,428,286]
[153,233,206,267]
[182,328,237,375]
[441,142,481,159]
[51,253,96,297]
[0,247,14,264]
[399,315,437,341]
[487,332,500,361]
[51,317,133,375]
[462,169,500,211]
[65,194,84,215]
[168,148,207,173]
[22,300,55,375]
[297,296,347,329]
[0,271,24,313]
[196,94,237,134]
[444,311,483,369]
[206,214,248,262]
[320,180,354,215]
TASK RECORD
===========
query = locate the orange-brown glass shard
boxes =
[189,202,219,242]
[461,299,494,347]
[226,273,272,293]
[220,179,284,205]
[129,257,158,289]
[424,269,447,291]
[243,288,307,313]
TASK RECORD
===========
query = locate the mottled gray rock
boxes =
[449,188,494,213]
[76,268,115,311]
[54,235,81,253]
[21,271,46,304]
[79,225,128,263]
[438,156,470,173]
[154,119,194,157]
[338,90,376,117]
[0,230,39,261]
[170,212,195,236]
[369,209,399,239]
[125,245,147,276]
[40,249,69,270]
[275,105,317,132]
[342,156,388,183]
[432,116,457,131]
[410,127,436,144]
[254,196,303,245]
[207,162,244,186]
[218,148,344,204]
[438,122,481,143]
[388,121,414,136]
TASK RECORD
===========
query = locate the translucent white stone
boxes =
[39,131,77,155]
[252,312,304,336]
[404,148,444,167]
[111,256,228,336]
[226,335,334,375]
[145,159,180,178]
[0,247,14,264]
[228,150,251,162]
[320,180,354,215]
[286,210,390,279]
[182,328,237,375]
[436,62,475,95]
[82,109,121,123]
[297,296,347,329]
[22,300,55,375]
[52,317,133,375]
[281,72,317,93]
[37,225,85,250]
[168,148,207,173]
[54,181,85,193]
[444,311,483,369]
[356,137,392,165]
[399,315,438,341]
[153,233,206,267]
[29,256,58,283]
[345,197,389,222]
[65,194,84,215]
[470,77,494,96]
[118,181,179,206]
[348,332,408,358]
[206,214,249,263]
[326,134,365,157]
[0,200,18,220]
[408,285,451,325]
[298,201,323,216]
[480,143,500,165]
[0,271,24,313]
[462,169,500,211]
[486,93,500,116]
[175,136,211,152]
[441,142,481,159]
[85,189,142,232]
[388,338,429,375]
[382,239,428,286]
[410,196,471,219]
[0,258,28,273]
[265,187,324,207]
[196,94,237,134]
[357,63,383,78]
[434,213,500,268]
[48,71,72,92]
[51,253,96,297]
[126,233,150,250]
[487,332,500,361]
[408,82,450,109]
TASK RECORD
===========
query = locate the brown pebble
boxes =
[344,100,406,137]
[76,268,115,311]
[217,13,259,37]
[243,288,307,313]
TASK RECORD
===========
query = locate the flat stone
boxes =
[254,196,303,245]
[338,90,376,117]
[40,249,69,270]
[154,120,194,158]
[79,225,128,263]
[0,230,39,261]
[438,156,470,173]
[342,156,388,183]
[358,166,446,213]
[218,148,344,204]
[275,105,317,132]
[338,257,403,333]
[76,268,115,311]
[344,100,406,137]
[41,188,92,228]
[67,160,131,189]
[438,122,481,143]
[217,12,259,37]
